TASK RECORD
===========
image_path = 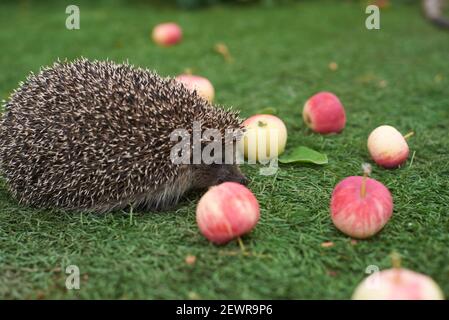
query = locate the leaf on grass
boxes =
[279,146,328,165]
[257,107,277,115]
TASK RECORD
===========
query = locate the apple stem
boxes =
[391,251,401,269]
[360,175,367,198]
[360,163,372,198]
[257,120,267,128]
[237,237,246,253]
[391,251,402,282]
[403,131,414,140]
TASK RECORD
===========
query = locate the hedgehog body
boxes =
[0,59,245,212]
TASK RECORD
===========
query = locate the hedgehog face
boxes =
[189,138,247,189]
[190,163,248,189]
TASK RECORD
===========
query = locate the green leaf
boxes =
[257,107,278,115]
[279,146,328,165]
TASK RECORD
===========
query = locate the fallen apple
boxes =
[152,22,182,47]
[302,92,346,134]
[367,125,413,168]
[175,74,215,102]
[196,182,260,244]
[240,114,287,163]
[330,164,393,239]
[353,254,444,300]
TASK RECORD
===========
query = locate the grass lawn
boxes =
[0,0,448,299]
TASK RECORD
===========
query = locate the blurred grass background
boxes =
[0,0,448,299]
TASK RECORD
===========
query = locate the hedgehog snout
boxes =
[190,164,248,189]
[214,165,248,186]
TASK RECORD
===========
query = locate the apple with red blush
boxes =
[368,125,413,168]
[353,268,444,300]
[302,92,346,134]
[330,164,393,239]
[152,22,182,47]
[196,182,260,245]
[352,254,444,300]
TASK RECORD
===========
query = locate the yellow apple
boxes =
[240,114,287,163]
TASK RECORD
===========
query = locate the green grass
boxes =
[1,0,448,299]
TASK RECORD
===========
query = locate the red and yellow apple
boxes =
[175,74,215,102]
[302,92,346,134]
[196,182,260,244]
[240,114,287,162]
[352,268,444,300]
[368,125,411,168]
[330,176,393,239]
[152,22,182,47]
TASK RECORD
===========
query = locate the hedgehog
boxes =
[0,58,247,212]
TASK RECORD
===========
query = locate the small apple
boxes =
[302,92,346,134]
[196,182,260,244]
[368,125,413,168]
[330,164,393,239]
[352,268,444,300]
[175,74,215,102]
[152,22,182,47]
[240,114,287,163]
